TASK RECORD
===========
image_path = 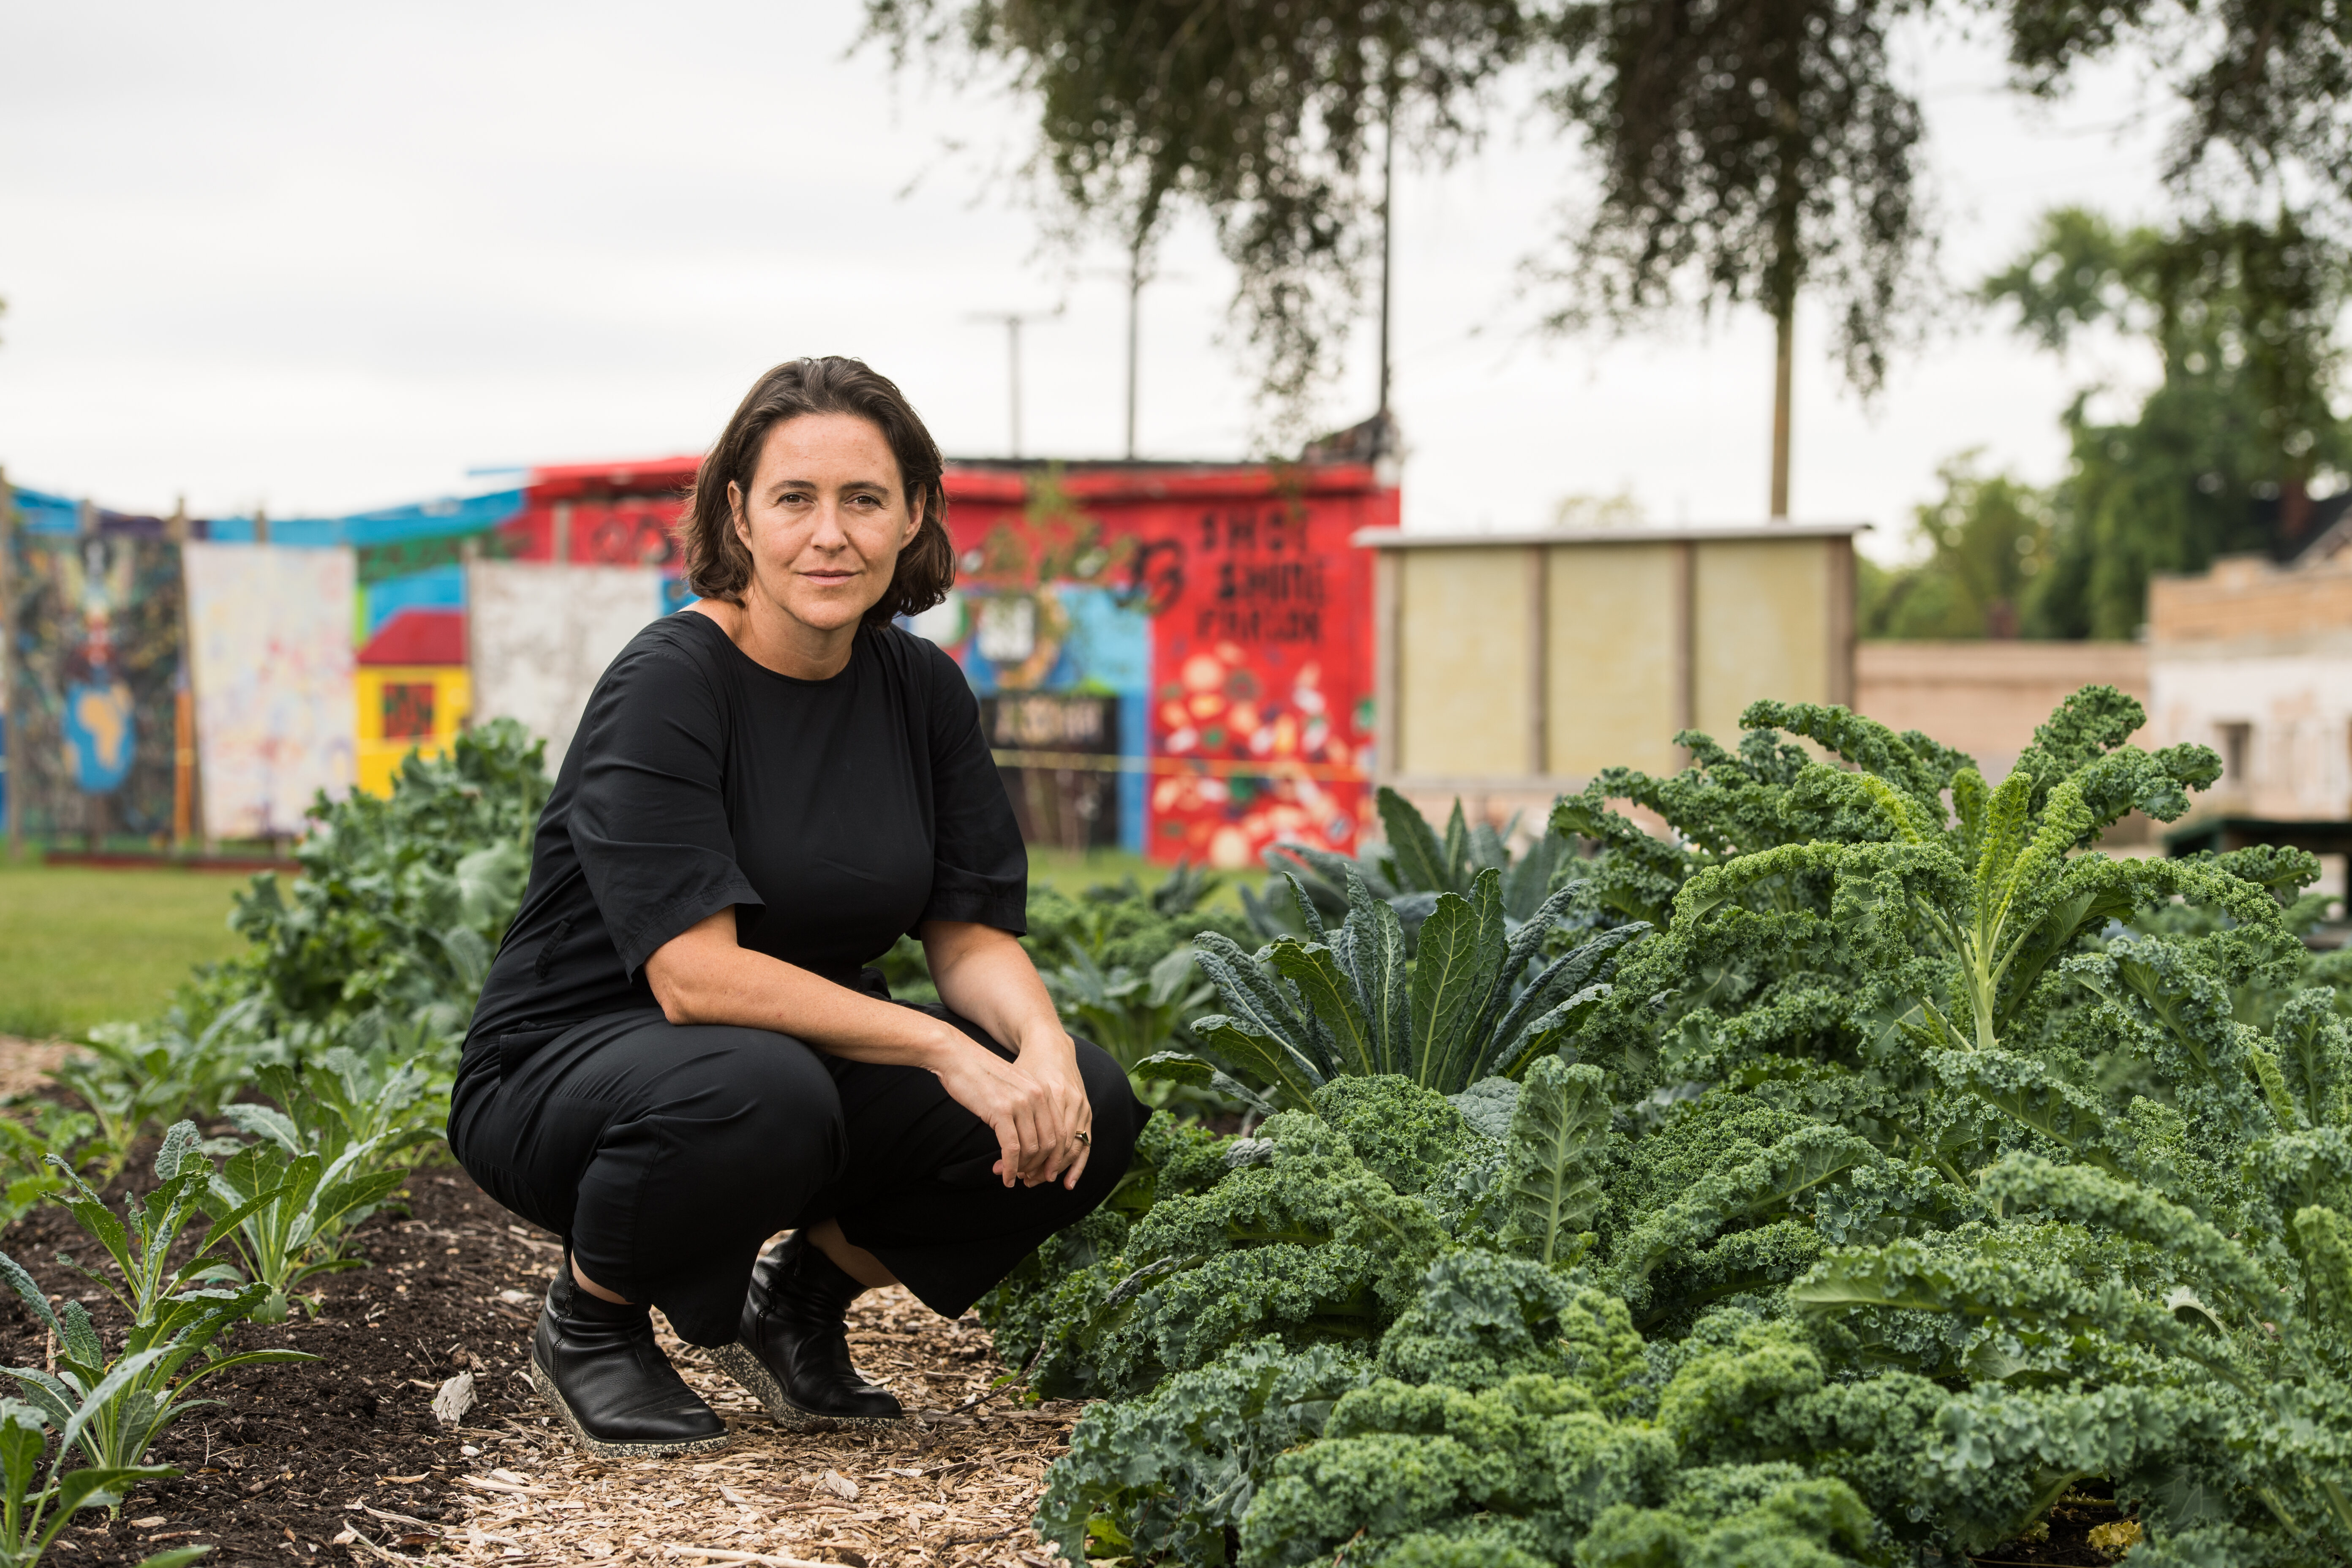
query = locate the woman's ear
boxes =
[901,490,927,550]
[728,480,751,551]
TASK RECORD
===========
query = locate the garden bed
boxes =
[0,1164,1075,1568]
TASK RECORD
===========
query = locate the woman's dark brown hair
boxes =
[675,357,953,627]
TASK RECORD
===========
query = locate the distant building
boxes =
[1853,641,2150,784]
[2148,550,2352,819]
[2147,534,2352,896]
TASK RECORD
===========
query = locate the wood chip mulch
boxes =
[406,1289,1083,1568]
[0,1037,81,1103]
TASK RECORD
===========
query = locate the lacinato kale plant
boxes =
[1149,872,1644,1109]
[1248,787,1579,944]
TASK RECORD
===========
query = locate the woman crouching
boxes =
[447,356,1143,1456]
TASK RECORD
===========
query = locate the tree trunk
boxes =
[1770,296,1794,520]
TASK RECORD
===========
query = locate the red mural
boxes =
[509,456,1388,863]
[945,466,1385,865]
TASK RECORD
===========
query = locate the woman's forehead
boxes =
[753,413,902,490]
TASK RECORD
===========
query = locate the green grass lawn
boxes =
[1027,846,1247,909]
[0,857,253,1040]
[0,845,1221,1041]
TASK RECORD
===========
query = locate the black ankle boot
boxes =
[529,1264,728,1458]
[709,1232,903,1429]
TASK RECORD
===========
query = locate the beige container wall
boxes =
[1372,526,1857,808]
[1545,543,1680,777]
[1692,539,1832,738]
[1394,547,1534,777]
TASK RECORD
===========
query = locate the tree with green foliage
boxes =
[863,0,1525,426]
[1990,0,2352,219]
[1983,206,2352,637]
[865,0,1940,486]
[1536,0,1935,519]
[1859,452,2058,639]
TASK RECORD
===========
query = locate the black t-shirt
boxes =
[462,611,1026,1064]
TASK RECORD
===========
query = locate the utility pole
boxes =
[969,307,1063,458]
[1124,253,1143,460]
[0,465,16,858]
[1378,100,1396,422]
[1093,244,1176,460]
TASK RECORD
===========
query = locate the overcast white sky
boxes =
[0,1,2183,558]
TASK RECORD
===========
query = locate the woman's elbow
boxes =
[645,965,702,1026]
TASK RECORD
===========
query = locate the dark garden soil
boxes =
[0,1157,560,1566]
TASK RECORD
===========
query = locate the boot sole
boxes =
[528,1357,730,1459]
[706,1342,906,1432]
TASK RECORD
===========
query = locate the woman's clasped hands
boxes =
[928,1026,1095,1190]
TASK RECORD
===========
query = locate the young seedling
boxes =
[0,1388,208,1567]
[201,1135,407,1323]
[45,1124,284,1331]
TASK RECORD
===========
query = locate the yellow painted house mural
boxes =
[354,665,471,796]
[353,603,471,797]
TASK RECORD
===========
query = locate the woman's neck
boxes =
[690,597,858,681]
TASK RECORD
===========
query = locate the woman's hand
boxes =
[928,1028,1095,1190]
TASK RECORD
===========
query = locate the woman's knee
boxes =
[645,1025,847,1176]
[1070,1038,1145,1175]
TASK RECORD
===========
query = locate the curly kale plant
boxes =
[1790,951,2352,1562]
[1560,689,2296,1155]
[1013,685,2352,1567]
[1045,1251,1942,1568]
[999,1071,1632,1398]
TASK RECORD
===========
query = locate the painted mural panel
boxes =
[3,529,183,838]
[182,542,358,839]
[468,561,666,770]
[932,470,1380,865]
[1146,493,1373,867]
[354,665,473,796]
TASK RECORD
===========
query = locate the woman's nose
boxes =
[807,501,852,549]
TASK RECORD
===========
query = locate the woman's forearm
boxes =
[919,920,1071,1062]
[644,909,964,1068]
[646,909,1091,1187]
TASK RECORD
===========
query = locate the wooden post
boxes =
[168,497,196,852]
[252,506,269,546]
[1825,533,1855,710]
[0,465,17,859]
[76,501,102,852]
[1373,548,1400,786]
[553,501,572,564]
[1671,539,1696,763]
[1526,545,1548,778]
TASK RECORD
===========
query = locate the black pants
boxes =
[447,999,1145,1348]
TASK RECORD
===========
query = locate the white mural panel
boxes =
[468,561,666,771]
[182,542,357,839]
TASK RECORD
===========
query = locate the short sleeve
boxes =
[915,641,1029,934]
[568,641,764,978]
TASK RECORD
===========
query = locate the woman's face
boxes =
[730,412,923,639]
